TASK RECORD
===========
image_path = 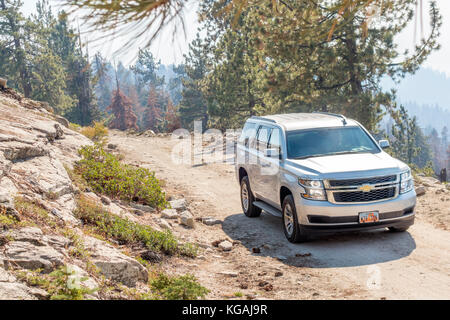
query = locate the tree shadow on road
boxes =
[222,212,416,268]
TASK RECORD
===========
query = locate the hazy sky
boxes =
[21,0,450,76]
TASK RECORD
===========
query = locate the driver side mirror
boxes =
[379,139,390,149]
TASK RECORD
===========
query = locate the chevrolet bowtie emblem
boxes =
[359,185,373,192]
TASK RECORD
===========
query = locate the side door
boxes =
[251,125,271,199]
[258,126,283,206]
[236,121,257,179]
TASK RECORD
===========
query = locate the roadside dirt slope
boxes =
[109,131,450,300]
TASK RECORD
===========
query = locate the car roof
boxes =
[249,113,359,131]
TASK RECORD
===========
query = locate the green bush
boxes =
[75,143,167,209]
[150,273,209,300]
[16,266,96,300]
[75,196,196,257]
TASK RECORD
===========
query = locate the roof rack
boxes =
[312,112,347,125]
[250,116,276,123]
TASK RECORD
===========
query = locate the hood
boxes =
[286,152,407,178]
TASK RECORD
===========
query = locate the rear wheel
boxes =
[240,176,261,217]
[282,195,309,243]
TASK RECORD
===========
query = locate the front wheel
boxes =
[282,195,309,243]
[240,176,261,217]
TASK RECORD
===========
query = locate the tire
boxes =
[388,226,410,232]
[282,195,309,243]
[240,176,261,217]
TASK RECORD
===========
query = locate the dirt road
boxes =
[109,131,450,300]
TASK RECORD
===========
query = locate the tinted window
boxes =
[287,126,380,159]
[239,122,257,147]
[268,128,281,151]
[256,126,271,152]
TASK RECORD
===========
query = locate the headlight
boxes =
[399,169,413,194]
[298,178,326,201]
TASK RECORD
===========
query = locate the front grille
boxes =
[328,175,397,187]
[333,187,396,203]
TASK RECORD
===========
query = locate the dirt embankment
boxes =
[108,131,450,300]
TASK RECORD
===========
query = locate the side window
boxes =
[239,122,257,147]
[256,126,271,152]
[268,128,281,152]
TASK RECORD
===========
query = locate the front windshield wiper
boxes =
[292,150,373,160]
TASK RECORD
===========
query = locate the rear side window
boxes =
[238,122,257,147]
[256,126,271,152]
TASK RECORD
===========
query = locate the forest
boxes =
[0,0,449,175]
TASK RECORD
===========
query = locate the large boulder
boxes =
[0,227,68,273]
[83,236,148,287]
[3,241,65,273]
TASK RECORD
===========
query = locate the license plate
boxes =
[359,211,379,223]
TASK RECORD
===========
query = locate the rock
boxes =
[3,241,65,273]
[218,240,233,252]
[0,227,46,246]
[275,255,287,261]
[180,210,195,228]
[419,176,440,185]
[436,189,443,195]
[218,271,238,277]
[54,115,69,128]
[143,130,155,137]
[140,250,162,263]
[161,208,178,219]
[415,186,426,197]
[2,143,48,161]
[240,283,248,289]
[0,191,12,206]
[130,202,155,213]
[201,217,222,226]
[158,219,172,230]
[83,236,148,287]
[169,198,187,211]
[252,247,261,253]
[100,195,111,205]
[66,264,99,295]
[107,143,117,150]
[295,252,311,257]
[0,282,37,300]
[275,271,283,277]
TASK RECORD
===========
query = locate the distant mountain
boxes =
[382,68,450,110]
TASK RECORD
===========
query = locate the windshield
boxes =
[287,126,380,159]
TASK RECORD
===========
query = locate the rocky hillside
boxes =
[0,89,204,300]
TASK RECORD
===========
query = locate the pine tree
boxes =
[144,85,163,131]
[178,33,209,130]
[391,106,420,165]
[0,0,32,97]
[107,75,138,131]
[164,98,181,132]
[93,52,112,112]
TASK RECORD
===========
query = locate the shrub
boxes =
[80,122,108,142]
[74,196,196,257]
[0,207,18,228]
[75,143,167,209]
[150,273,209,300]
[16,266,96,300]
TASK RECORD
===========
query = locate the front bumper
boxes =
[294,188,416,231]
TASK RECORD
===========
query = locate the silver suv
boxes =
[235,113,416,243]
